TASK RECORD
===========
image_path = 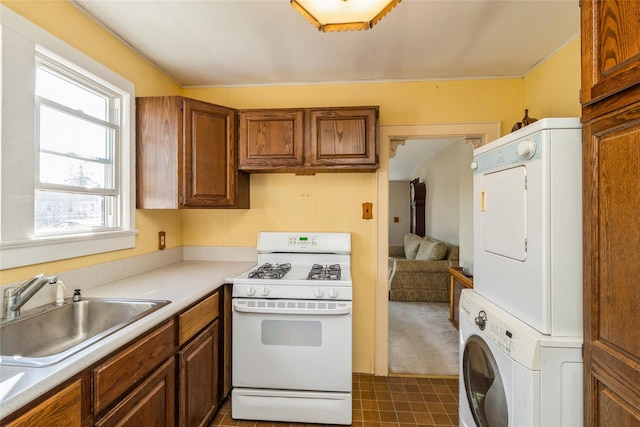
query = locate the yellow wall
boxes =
[182,79,522,372]
[0,0,184,284]
[524,37,581,119]
[1,0,581,373]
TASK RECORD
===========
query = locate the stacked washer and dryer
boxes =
[460,118,584,427]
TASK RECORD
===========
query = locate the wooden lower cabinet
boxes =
[0,289,231,427]
[93,321,176,416]
[2,379,82,427]
[221,285,232,398]
[179,321,219,427]
[95,358,176,427]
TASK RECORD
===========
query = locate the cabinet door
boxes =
[239,109,304,170]
[2,379,82,427]
[95,357,176,427]
[179,321,219,427]
[306,107,379,170]
[183,99,248,208]
[581,1,640,111]
[583,102,640,426]
[136,96,182,209]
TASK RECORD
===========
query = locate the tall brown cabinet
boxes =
[409,178,426,237]
[581,1,640,425]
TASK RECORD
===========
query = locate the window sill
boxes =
[0,230,138,269]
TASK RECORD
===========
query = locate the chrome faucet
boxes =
[2,274,58,319]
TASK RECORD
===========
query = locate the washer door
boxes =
[462,336,508,427]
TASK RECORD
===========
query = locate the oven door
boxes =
[232,298,352,392]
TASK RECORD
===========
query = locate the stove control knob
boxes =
[245,286,256,297]
[328,288,338,298]
[260,287,270,296]
[313,288,324,298]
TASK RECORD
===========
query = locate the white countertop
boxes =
[0,260,255,418]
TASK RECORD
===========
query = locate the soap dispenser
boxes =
[73,289,82,302]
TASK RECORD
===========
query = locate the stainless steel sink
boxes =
[0,298,170,367]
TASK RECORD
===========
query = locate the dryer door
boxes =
[462,336,508,427]
[480,165,527,262]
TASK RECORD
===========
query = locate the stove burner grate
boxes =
[248,263,292,279]
[308,264,342,280]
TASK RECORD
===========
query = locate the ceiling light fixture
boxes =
[291,0,402,32]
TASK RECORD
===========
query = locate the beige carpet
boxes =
[388,301,459,376]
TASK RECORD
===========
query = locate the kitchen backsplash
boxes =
[0,246,256,312]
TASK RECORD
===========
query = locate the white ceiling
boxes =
[71,0,579,87]
[70,0,579,180]
[389,138,460,181]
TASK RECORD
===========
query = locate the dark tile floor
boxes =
[210,373,459,427]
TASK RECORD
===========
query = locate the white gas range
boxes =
[231,232,352,425]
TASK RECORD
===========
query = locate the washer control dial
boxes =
[474,310,487,330]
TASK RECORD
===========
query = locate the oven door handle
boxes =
[233,300,351,315]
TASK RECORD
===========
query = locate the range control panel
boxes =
[288,235,319,247]
[257,232,351,254]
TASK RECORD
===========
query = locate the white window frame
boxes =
[0,5,137,269]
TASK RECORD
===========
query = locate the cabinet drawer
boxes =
[3,379,82,427]
[179,292,219,346]
[93,320,175,414]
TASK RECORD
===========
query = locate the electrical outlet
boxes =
[362,202,373,220]
[158,231,166,250]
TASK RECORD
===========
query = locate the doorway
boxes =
[388,138,462,376]
[374,122,501,376]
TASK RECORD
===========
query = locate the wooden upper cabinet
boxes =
[306,107,378,170]
[581,0,640,116]
[238,109,304,170]
[137,96,249,209]
[239,106,379,173]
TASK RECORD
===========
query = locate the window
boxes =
[0,5,136,269]
[35,57,121,235]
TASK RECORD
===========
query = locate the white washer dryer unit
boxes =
[472,118,582,336]
[459,290,583,427]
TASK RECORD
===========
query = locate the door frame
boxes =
[375,121,501,375]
